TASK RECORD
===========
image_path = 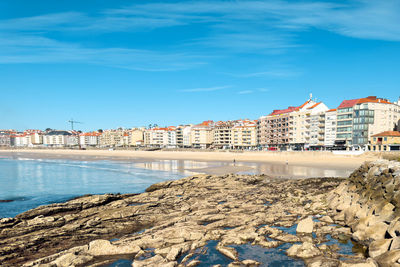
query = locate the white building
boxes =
[182,126,192,147]
[191,121,214,149]
[79,132,101,147]
[144,127,176,147]
[43,131,76,147]
[324,109,337,148]
[308,103,329,149]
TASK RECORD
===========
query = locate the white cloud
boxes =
[1,0,400,70]
[180,85,231,92]
[0,34,207,71]
[237,90,254,94]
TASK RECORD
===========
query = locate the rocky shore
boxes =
[0,160,399,266]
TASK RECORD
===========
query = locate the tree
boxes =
[98,129,103,133]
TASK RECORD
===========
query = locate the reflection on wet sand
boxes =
[132,159,353,178]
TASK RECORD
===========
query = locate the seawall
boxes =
[328,159,400,266]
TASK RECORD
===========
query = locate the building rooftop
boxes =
[371,131,400,137]
[337,99,360,109]
[46,131,73,136]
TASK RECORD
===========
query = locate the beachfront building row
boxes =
[2,95,400,150]
[258,96,400,151]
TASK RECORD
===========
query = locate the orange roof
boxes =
[80,132,101,136]
[269,106,298,116]
[337,99,360,109]
[371,131,400,137]
[338,96,392,109]
[357,96,392,105]
[307,102,321,109]
[326,108,337,112]
[298,100,311,109]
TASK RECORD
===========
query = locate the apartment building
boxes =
[191,121,214,149]
[100,129,128,147]
[144,127,176,148]
[128,129,144,147]
[213,121,233,149]
[182,126,192,147]
[259,106,297,150]
[11,134,30,147]
[43,131,77,147]
[324,109,337,148]
[291,100,329,150]
[352,97,400,149]
[231,120,258,149]
[336,96,400,149]
[335,99,360,149]
[79,132,101,147]
[0,134,11,146]
[308,103,329,150]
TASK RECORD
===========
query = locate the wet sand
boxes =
[0,149,373,168]
[0,149,375,178]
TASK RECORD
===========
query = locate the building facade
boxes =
[191,121,214,149]
[324,109,337,148]
[370,131,400,151]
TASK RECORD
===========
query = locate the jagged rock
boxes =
[338,258,378,266]
[242,259,261,266]
[187,260,201,267]
[320,216,334,224]
[216,243,238,260]
[369,239,392,258]
[374,249,400,267]
[387,220,400,238]
[88,239,141,256]
[297,217,314,234]
[286,242,322,258]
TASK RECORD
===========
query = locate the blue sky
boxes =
[1,0,400,131]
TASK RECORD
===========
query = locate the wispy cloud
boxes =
[241,70,302,78]
[237,88,270,94]
[237,90,254,95]
[1,0,400,70]
[0,34,207,71]
[180,85,231,92]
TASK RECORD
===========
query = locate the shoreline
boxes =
[0,149,374,169]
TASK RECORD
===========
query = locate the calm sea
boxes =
[0,157,194,218]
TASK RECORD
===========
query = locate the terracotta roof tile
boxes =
[371,131,400,137]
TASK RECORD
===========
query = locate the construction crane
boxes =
[67,119,83,130]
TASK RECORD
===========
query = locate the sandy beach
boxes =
[0,149,376,169]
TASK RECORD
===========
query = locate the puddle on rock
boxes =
[178,240,233,266]
[264,201,272,206]
[135,248,155,261]
[229,243,305,267]
[323,234,365,257]
[218,201,227,205]
[101,259,132,267]
[272,225,297,235]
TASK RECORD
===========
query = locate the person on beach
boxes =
[233,159,236,166]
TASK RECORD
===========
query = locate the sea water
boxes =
[0,157,191,218]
